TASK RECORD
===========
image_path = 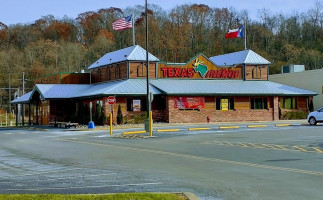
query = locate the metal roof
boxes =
[11,79,317,104]
[76,79,162,97]
[11,91,33,104]
[11,79,162,104]
[35,84,91,99]
[209,50,271,66]
[150,79,316,96]
[88,45,159,69]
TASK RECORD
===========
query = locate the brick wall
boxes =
[167,96,275,123]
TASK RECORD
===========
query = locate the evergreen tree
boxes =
[117,104,123,124]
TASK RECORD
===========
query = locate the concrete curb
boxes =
[182,192,200,200]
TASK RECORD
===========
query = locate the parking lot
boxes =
[0,122,322,200]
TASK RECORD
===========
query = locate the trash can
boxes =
[88,121,95,129]
[144,119,149,131]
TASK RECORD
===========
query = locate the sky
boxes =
[0,0,321,25]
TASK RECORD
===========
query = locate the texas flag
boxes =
[225,25,244,38]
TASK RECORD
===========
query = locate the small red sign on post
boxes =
[107,96,116,105]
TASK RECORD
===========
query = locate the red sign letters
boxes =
[161,67,240,79]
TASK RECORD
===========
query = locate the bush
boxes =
[133,113,147,124]
[282,111,307,120]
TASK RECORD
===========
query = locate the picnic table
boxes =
[50,122,79,128]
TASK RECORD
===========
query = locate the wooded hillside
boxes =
[0,3,322,111]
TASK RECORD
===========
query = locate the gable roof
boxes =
[88,45,159,69]
[209,49,271,66]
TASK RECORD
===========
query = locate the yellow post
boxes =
[149,111,153,137]
[110,113,113,136]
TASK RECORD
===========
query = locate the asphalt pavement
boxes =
[0,121,322,200]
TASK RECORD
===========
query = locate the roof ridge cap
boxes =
[244,49,251,63]
[127,45,139,59]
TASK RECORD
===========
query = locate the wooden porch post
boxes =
[36,102,39,125]
[28,103,31,125]
[273,96,279,121]
[22,104,25,126]
[15,104,18,126]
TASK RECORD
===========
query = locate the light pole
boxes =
[145,0,152,136]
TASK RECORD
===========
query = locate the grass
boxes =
[0,193,187,200]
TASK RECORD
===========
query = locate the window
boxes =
[137,63,147,77]
[99,68,102,81]
[250,98,268,109]
[252,66,261,79]
[281,97,297,109]
[107,68,111,80]
[126,98,147,111]
[115,64,120,79]
[216,97,234,110]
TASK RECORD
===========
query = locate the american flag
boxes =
[112,15,133,31]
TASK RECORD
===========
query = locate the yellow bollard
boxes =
[110,113,113,136]
[149,111,153,137]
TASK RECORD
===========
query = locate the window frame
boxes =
[252,66,261,79]
[126,98,147,111]
[216,97,235,111]
[280,97,297,109]
[115,64,121,79]
[250,97,268,110]
[137,63,146,77]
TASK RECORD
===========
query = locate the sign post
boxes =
[107,96,116,136]
[88,102,95,129]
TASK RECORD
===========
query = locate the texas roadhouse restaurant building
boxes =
[12,45,317,125]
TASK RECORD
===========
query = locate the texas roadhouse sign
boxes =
[159,55,241,79]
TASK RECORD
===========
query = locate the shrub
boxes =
[133,113,147,124]
[116,105,123,124]
[282,111,307,120]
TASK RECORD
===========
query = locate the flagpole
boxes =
[244,21,247,50]
[132,13,135,46]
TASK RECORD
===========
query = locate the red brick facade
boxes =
[167,96,276,123]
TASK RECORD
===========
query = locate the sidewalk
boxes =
[82,119,309,131]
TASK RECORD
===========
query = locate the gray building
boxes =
[269,69,323,110]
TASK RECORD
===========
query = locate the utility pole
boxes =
[8,71,11,113]
[145,0,152,136]
[22,72,26,125]
[145,0,149,119]
[22,72,25,95]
